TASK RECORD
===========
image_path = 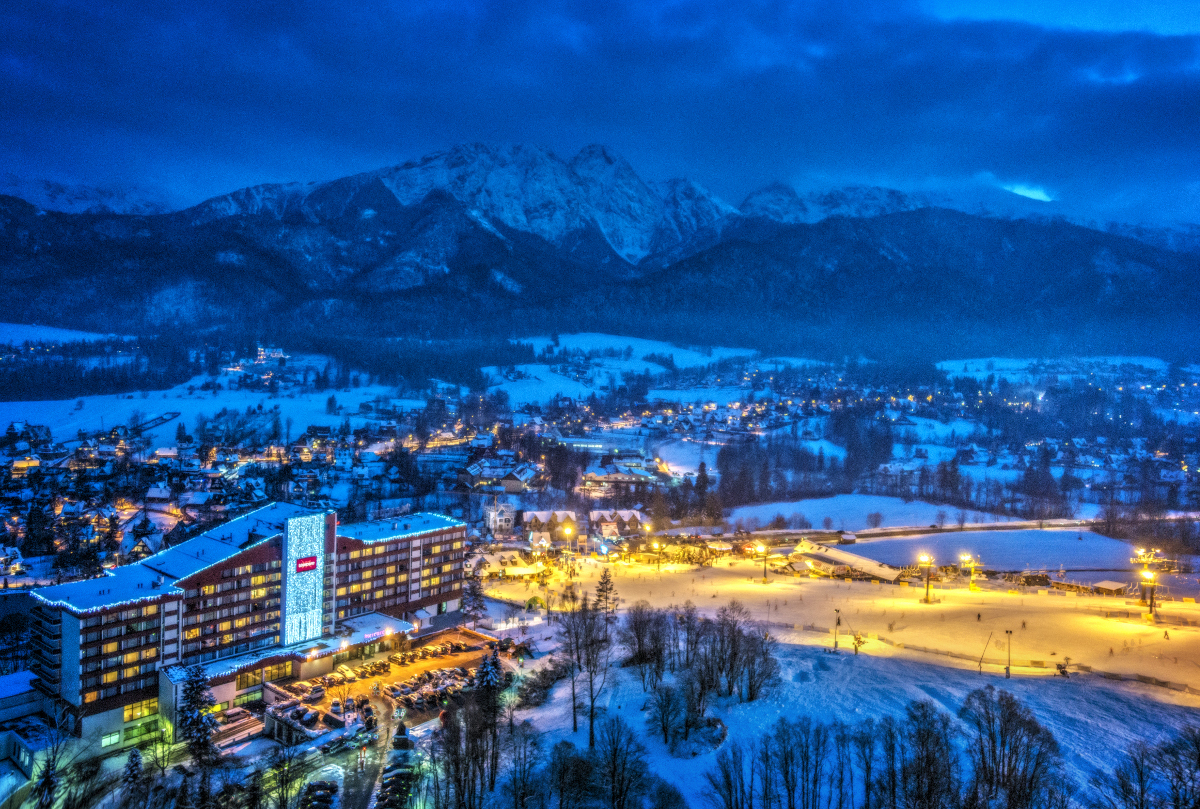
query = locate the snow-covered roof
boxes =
[0,670,35,700]
[32,563,182,613]
[337,513,465,544]
[143,502,319,581]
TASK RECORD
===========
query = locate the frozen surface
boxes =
[854,528,1132,571]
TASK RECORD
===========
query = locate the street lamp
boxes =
[652,541,662,571]
[959,553,977,580]
[1005,629,1012,679]
[756,544,768,583]
[833,608,841,651]
[1142,569,1157,615]
[919,553,934,603]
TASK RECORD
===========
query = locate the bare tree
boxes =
[959,686,1061,809]
[704,740,754,809]
[502,721,542,809]
[546,740,593,809]
[581,596,612,748]
[594,716,648,809]
[648,685,682,744]
[265,740,314,809]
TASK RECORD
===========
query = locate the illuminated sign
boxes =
[282,513,326,646]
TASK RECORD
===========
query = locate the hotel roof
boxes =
[337,513,465,544]
[32,502,324,613]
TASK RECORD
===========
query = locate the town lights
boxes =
[919,553,934,603]
[652,541,662,571]
[757,544,768,583]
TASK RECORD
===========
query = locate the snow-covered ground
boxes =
[649,438,718,478]
[0,322,129,345]
[493,555,1200,808]
[728,494,1011,532]
[0,366,417,446]
[853,528,1129,572]
[522,334,756,368]
[647,386,749,406]
[937,356,1169,381]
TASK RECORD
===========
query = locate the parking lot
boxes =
[282,631,494,730]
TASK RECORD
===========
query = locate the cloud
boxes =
[0,0,1196,223]
[1001,184,1054,202]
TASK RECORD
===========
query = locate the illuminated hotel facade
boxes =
[30,503,466,752]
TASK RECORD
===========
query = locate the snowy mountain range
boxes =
[1,143,1198,357]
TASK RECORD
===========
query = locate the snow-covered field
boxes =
[649,438,719,478]
[853,528,1129,572]
[486,334,758,406]
[0,367,417,446]
[493,554,1200,808]
[728,494,1010,532]
[938,356,1169,380]
[0,322,128,345]
[647,386,749,406]
[522,333,756,368]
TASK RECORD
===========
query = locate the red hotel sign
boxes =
[296,556,318,573]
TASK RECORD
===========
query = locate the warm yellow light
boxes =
[1142,570,1156,581]
[919,554,931,564]
[653,541,659,550]
[756,545,765,554]
[563,526,572,536]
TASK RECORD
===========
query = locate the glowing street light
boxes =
[652,540,662,571]
[919,553,934,604]
[1005,629,1013,679]
[756,543,768,583]
[1142,569,1158,615]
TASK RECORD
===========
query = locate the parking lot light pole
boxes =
[757,544,768,583]
[1005,629,1012,678]
[919,554,933,603]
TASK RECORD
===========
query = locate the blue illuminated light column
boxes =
[282,513,327,645]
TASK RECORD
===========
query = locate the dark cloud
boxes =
[1,0,1197,222]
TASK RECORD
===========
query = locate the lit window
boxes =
[102,642,118,654]
[102,732,120,747]
[102,671,118,684]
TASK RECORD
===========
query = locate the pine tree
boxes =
[176,776,194,809]
[196,767,213,809]
[32,759,58,809]
[461,573,487,628]
[595,568,618,629]
[178,664,219,768]
[122,748,143,793]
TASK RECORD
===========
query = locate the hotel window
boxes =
[124,666,140,679]
[218,621,231,632]
[144,604,158,615]
[124,698,159,722]
[264,661,292,682]
[251,575,267,586]
[102,671,119,684]
[84,691,99,703]
[123,652,141,664]
[201,585,215,596]
[235,688,263,706]
[236,670,263,690]
[251,588,267,599]
[101,732,120,748]
[103,642,118,654]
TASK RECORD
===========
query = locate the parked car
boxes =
[330,700,342,714]
[302,687,324,703]
[300,711,319,727]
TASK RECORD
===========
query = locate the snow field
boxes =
[728,494,1012,532]
[522,334,756,368]
[497,557,1200,809]
[0,322,130,345]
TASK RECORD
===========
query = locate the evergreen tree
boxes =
[595,568,618,629]
[178,665,219,768]
[461,573,487,629]
[197,767,213,809]
[176,776,194,809]
[32,759,58,809]
[122,748,143,793]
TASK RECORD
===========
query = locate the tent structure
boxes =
[791,539,903,581]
